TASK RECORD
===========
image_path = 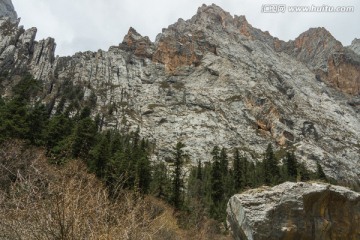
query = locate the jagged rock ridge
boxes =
[0,0,17,22]
[0,2,359,187]
[349,38,360,55]
[227,182,360,240]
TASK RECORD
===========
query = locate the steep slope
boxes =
[0,3,359,186]
[0,0,17,22]
[233,17,360,96]
[284,28,360,96]
[1,141,229,240]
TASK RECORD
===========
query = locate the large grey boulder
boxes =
[227,182,360,240]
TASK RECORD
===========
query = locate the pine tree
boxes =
[89,133,110,179]
[120,144,136,189]
[316,162,327,181]
[150,162,171,200]
[171,141,186,210]
[12,73,41,102]
[187,163,204,202]
[44,113,73,156]
[242,155,250,187]
[285,151,297,181]
[0,74,42,141]
[210,146,222,204]
[202,161,214,211]
[298,163,310,181]
[135,138,151,194]
[263,143,280,185]
[71,116,97,158]
[136,155,151,194]
[220,147,235,199]
[233,149,244,191]
[247,161,258,187]
[219,147,228,176]
[210,146,226,220]
[196,160,202,180]
[0,98,29,141]
[26,103,49,145]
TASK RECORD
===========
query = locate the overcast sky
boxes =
[12,0,360,56]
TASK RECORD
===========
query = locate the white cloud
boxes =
[12,0,360,56]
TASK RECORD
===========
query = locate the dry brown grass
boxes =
[0,141,183,239]
[0,140,232,240]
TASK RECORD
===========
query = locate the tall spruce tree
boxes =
[196,160,203,180]
[26,103,49,145]
[285,151,298,181]
[136,155,151,194]
[135,139,151,194]
[220,147,234,200]
[210,146,226,220]
[44,113,73,156]
[71,116,97,158]
[150,162,171,200]
[316,162,327,181]
[90,133,110,179]
[171,141,186,210]
[233,148,243,191]
[263,143,280,185]
[219,147,228,176]
[298,163,310,181]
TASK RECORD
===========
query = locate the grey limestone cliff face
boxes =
[0,0,17,22]
[0,3,359,187]
[227,182,360,240]
[348,38,360,56]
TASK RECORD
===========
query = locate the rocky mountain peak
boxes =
[289,27,343,70]
[194,3,233,26]
[0,0,17,22]
[124,27,143,41]
[119,27,154,58]
[349,38,360,55]
[277,27,360,95]
[193,4,258,38]
[293,27,342,50]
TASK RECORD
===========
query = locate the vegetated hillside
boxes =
[1,3,359,188]
[0,73,334,236]
[0,140,231,240]
[0,1,359,238]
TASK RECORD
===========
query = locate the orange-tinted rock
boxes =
[152,31,216,73]
[319,52,360,95]
[119,27,153,58]
[235,15,252,39]
[279,28,360,95]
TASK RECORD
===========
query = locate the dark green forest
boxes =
[0,73,329,227]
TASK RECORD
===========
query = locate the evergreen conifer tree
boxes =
[150,162,171,200]
[233,149,243,191]
[298,163,311,181]
[171,141,186,210]
[210,146,227,220]
[285,151,298,181]
[263,143,280,185]
[196,160,202,180]
[316,162,327,181]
